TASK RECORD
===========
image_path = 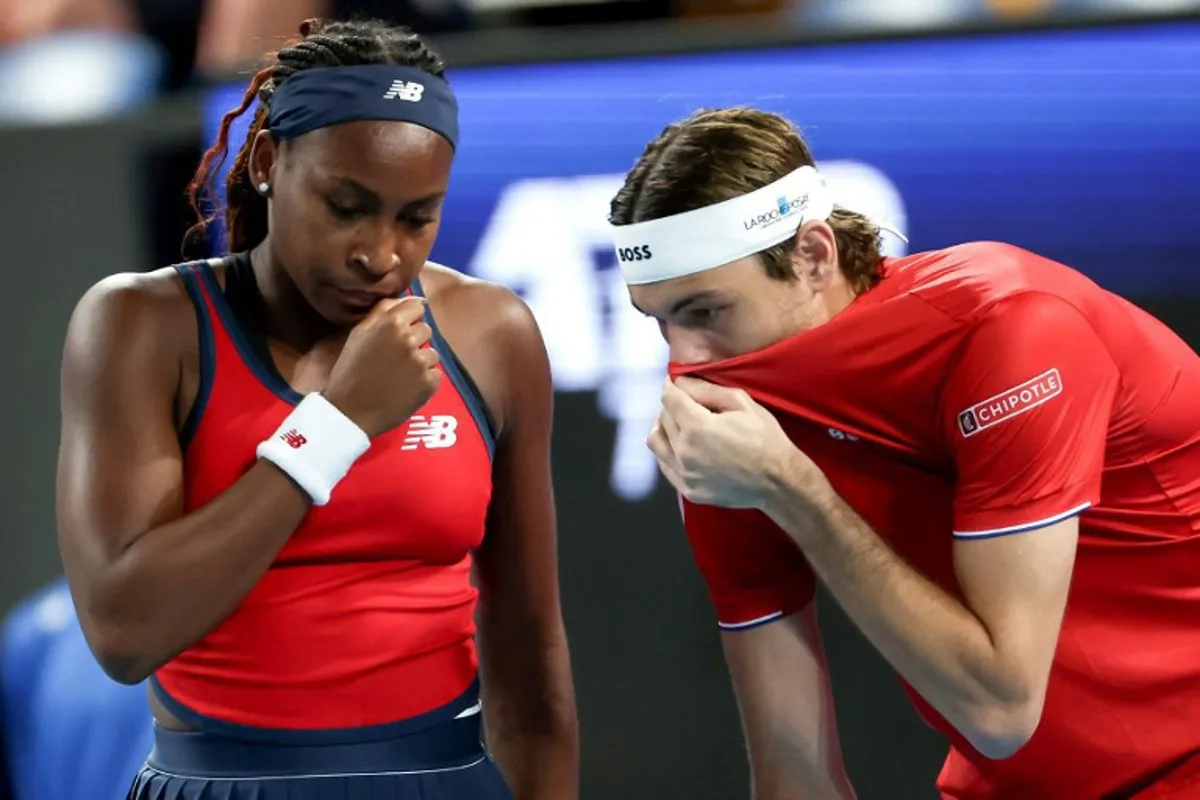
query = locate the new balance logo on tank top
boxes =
[152,259,495,735]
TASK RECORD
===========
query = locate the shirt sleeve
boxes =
[941,292,1119,539]
[680,496,816,629]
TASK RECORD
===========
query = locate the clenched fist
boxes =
[323,296,442,438]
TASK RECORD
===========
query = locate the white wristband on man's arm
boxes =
[255,393,372,506]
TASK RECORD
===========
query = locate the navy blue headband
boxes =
[267,64,459,148]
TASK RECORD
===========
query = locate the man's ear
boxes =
[790,220,839,290]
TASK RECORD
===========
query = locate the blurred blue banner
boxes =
[206,20,1200,293]
[204,19,1200,500]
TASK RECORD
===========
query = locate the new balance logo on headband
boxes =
[383,80,425,102]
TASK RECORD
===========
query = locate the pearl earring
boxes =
[257,182,270,195]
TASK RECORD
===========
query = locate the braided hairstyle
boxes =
[183,18,447,258]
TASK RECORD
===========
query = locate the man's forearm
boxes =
[760,459,1035,756]
[753,759,857,800]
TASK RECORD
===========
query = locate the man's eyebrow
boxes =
[631,290,722,318]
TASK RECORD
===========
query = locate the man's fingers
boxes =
[658,407,683,446]
[647,418,674,463]
[648,425,686,495]
[649,416,693,498]
[674,376,751,413]
[661,378,710,423]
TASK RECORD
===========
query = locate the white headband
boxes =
[611,166,835,285]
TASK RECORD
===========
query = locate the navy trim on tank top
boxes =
[411,276,497,462]
[195,260,305,406]
[159,259,492,745]
[174,262,216,450]
[192,258,496,459]
[147,675,482,746]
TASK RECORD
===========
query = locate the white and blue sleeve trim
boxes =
[952,501,1091,540]
[717,611,785,631]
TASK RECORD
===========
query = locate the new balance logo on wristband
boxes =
[281,429,307,449]
[402,415,458,451]
[256,394,371,507]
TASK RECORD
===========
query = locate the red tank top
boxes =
[151,260,495,733]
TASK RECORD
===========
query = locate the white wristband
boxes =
[256,393,371,506]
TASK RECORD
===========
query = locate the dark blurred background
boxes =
[1,0,1198,797]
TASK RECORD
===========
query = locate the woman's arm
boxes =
[56,272,312,684]
[469,287,579,800]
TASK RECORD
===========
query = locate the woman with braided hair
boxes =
[55,17,578,800]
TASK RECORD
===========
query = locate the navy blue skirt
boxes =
[128,690,513,800]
